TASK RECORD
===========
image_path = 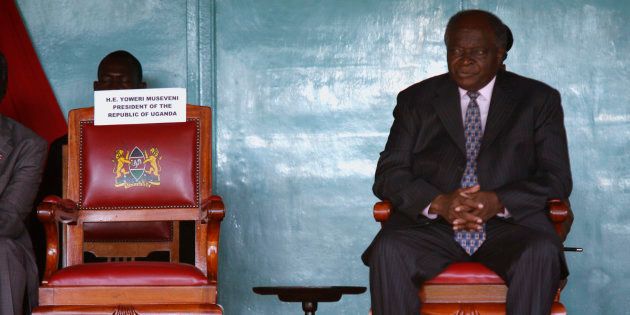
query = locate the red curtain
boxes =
[0,0,67,144]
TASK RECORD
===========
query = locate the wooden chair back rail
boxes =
[77,208,207,223]
[83,222,179,262]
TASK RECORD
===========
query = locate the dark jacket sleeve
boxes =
[495,88,573,221]
[0,135,47,238]
[373,89,442,221]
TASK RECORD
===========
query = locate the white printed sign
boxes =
[94,88,186,125]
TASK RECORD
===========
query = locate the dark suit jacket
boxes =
[373,70,572,235]
[0,114,47,309]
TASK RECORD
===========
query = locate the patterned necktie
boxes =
[454,91,486,255]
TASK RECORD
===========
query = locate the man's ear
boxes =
[496,48,506,65]
[139,81,147,89]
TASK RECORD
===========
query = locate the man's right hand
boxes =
[428,186,484,231]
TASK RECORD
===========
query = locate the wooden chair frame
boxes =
[35,105,224,313]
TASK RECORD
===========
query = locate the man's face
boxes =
[446,22,504,91]
[93,58,146,91]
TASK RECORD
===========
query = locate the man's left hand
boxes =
[463,189,503,222]
[452,187,504,230]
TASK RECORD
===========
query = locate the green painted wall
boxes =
[17,0,630,314]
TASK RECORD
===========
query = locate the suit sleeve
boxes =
[373,92,442,221]
[495,88,572,221]
[0,136,47,238]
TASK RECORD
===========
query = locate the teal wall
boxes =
[17,0,630,314]
[16,0,216,115]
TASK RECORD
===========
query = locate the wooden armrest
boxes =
[39,195,79,224]
[202,195,225,284]
[547,199,573,242]
[547,199,568,223]
[203,195,226,222]
[373,200,392,223]
[37,195,79,282]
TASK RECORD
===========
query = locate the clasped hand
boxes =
[429,185,503,231]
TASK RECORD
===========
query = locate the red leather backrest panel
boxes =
[80,120,199,209]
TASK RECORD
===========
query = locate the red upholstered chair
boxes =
[373,199,573,315]
[34,105,224,314]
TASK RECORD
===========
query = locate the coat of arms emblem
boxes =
[113,146,161,188]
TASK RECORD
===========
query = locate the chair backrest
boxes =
[64,105,212,274]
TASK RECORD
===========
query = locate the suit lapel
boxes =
[481,72,518,152]
[431,77,466,155]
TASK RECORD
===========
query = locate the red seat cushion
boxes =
[426,262,504,285]
[48,262,208,286]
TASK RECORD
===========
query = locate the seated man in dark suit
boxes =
[362,10,572,314]
[0,52,48,315]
